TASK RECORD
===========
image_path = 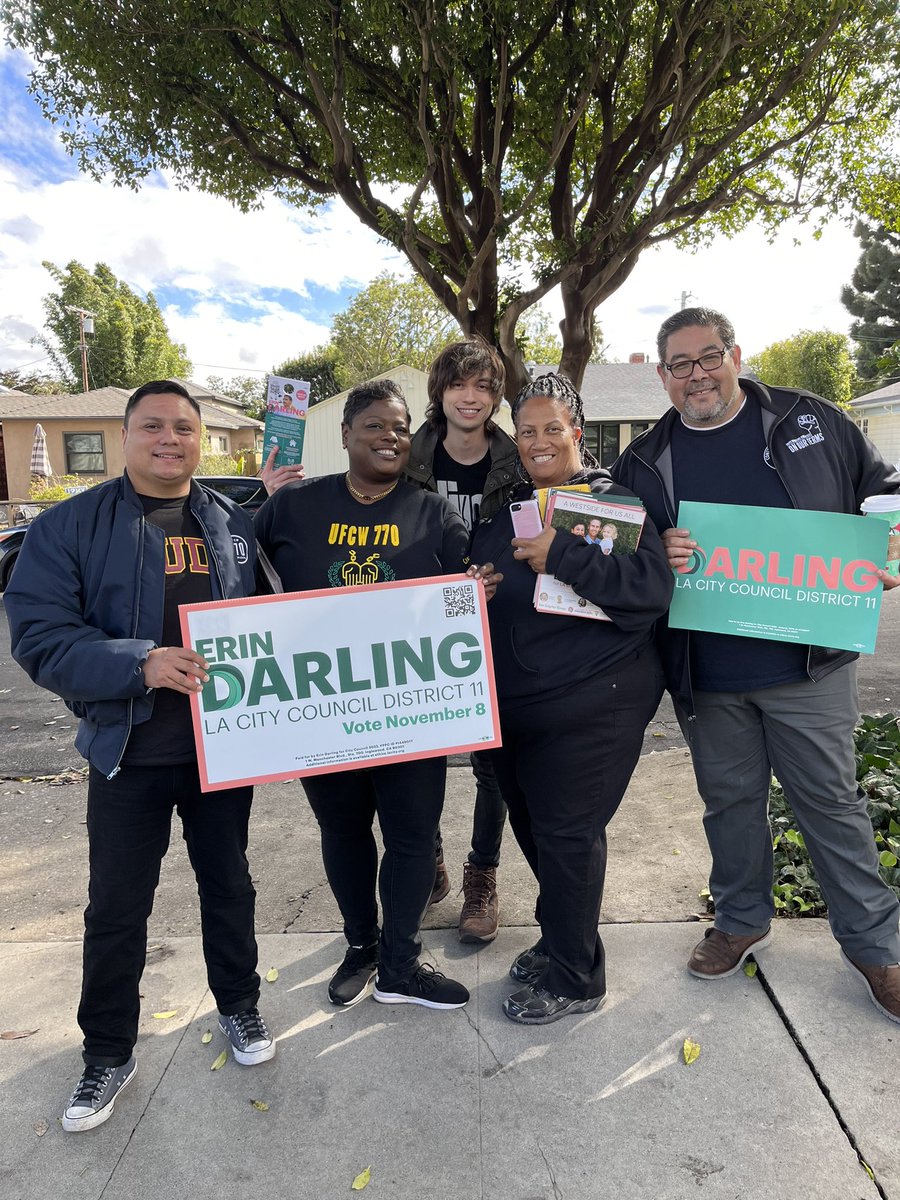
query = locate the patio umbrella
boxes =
[30,423,52,477]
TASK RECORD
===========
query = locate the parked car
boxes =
[0,476,270,592]
[0,524,26,591]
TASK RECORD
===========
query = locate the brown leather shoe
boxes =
[687,926,772,979]
[842,953,900,1024]
[458,863,499,943]
[429,850,450,905]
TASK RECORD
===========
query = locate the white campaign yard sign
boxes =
[180,574,500,791]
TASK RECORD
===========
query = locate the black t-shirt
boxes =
[123,495,213,766]
[670,399,808,692]
[254,474,469,592]
[432,440,491,532]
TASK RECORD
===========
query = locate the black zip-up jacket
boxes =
[405,422,518,522]
[470,468,673,707]
[611,379,900,713]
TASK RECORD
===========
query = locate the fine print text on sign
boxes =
[180,575,500,792]
[667,502,888,654]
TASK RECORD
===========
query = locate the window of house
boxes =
[599,423,620,467]
[629,421,651,442]
[860,418,869,435]
[63,432,106,473]
[584,422,624,466]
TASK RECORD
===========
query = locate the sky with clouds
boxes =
[0,40,865,389]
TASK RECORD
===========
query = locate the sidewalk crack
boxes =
[755,963,888,1199]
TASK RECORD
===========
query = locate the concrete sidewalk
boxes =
[1,751,897,1199]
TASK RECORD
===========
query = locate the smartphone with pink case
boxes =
[510,499,543,538]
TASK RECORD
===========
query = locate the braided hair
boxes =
[511,373,599,482]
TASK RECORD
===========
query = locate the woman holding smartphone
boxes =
[471,373,673,1024]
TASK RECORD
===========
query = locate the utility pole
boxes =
[65,306,96,392]
[678,290,695,311]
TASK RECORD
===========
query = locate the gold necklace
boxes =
[345,472,400,503]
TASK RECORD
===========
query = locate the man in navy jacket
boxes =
[613,307,900,1025]
[6,380,275,1132]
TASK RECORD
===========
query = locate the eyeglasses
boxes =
[662,348,731,379]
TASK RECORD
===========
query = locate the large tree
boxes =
[39,261,191,390]
[745,330,855,407]
[10,2,900,393]
[841,221,900,390]
[330,272,459,381]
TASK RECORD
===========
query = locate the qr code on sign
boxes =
[443,584,476,618]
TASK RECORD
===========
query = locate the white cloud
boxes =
[0,164,404,381]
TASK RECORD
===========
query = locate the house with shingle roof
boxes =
[0,383,263,501]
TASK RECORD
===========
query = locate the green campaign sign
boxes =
[668,502,888,654]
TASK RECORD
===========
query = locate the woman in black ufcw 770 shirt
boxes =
[255,378,498,1013]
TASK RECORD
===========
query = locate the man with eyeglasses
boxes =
[612,306,900,1024]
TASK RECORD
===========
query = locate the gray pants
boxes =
[675,663,900,965]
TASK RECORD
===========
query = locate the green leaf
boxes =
[351,1166,372,1190]
[201,1029,213,1044]
[265,967,279,983]
[743,961,758,978]
[682,1038,701,1065]
[249,1098,269,1111]
[152,1010,177,1020]
[879,850,898,868]
[211,1050,228,1071]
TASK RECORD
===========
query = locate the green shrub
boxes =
[705,714,900,918]
[28,474,102,502]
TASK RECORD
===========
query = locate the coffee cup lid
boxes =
[860,495,900,514]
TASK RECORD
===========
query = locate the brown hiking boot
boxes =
[429,849,450,905]
[458,863,499,943]
[842,953,900,1024]
[687,926,772,979]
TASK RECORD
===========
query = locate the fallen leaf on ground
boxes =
[265,967,279,983]
[682,1038,701,1065]
[211,1050,228,1071]
[152,1010,177,1020]
[201,1029,213,1044]
[743,961,758,978]
[1,1029,39,1039]
[351,1166,372,1190]
[672,848,682,855]
[249,1098,269,1111]
[33,1119,49,1136]
[651,731,666,738]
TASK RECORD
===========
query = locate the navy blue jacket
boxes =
[5,473,258,775]
[611,379,900,712]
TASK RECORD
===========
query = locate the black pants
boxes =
[435,749,508,867]
[302,757,446,981]
[81,763,259,1066]
[488,648,664,998]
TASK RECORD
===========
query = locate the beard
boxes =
[682,381,740,425]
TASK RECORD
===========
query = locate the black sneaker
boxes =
[503,983,606,1025]
[218,1007,276,1065]
[328,942,380,1007]
[509,939,549,985]
[373,963,469,1009]
[62,1057,137,1132]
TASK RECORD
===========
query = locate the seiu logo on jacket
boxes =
[785,413,825,454]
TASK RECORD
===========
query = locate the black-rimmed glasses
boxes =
[662,348,730,379]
